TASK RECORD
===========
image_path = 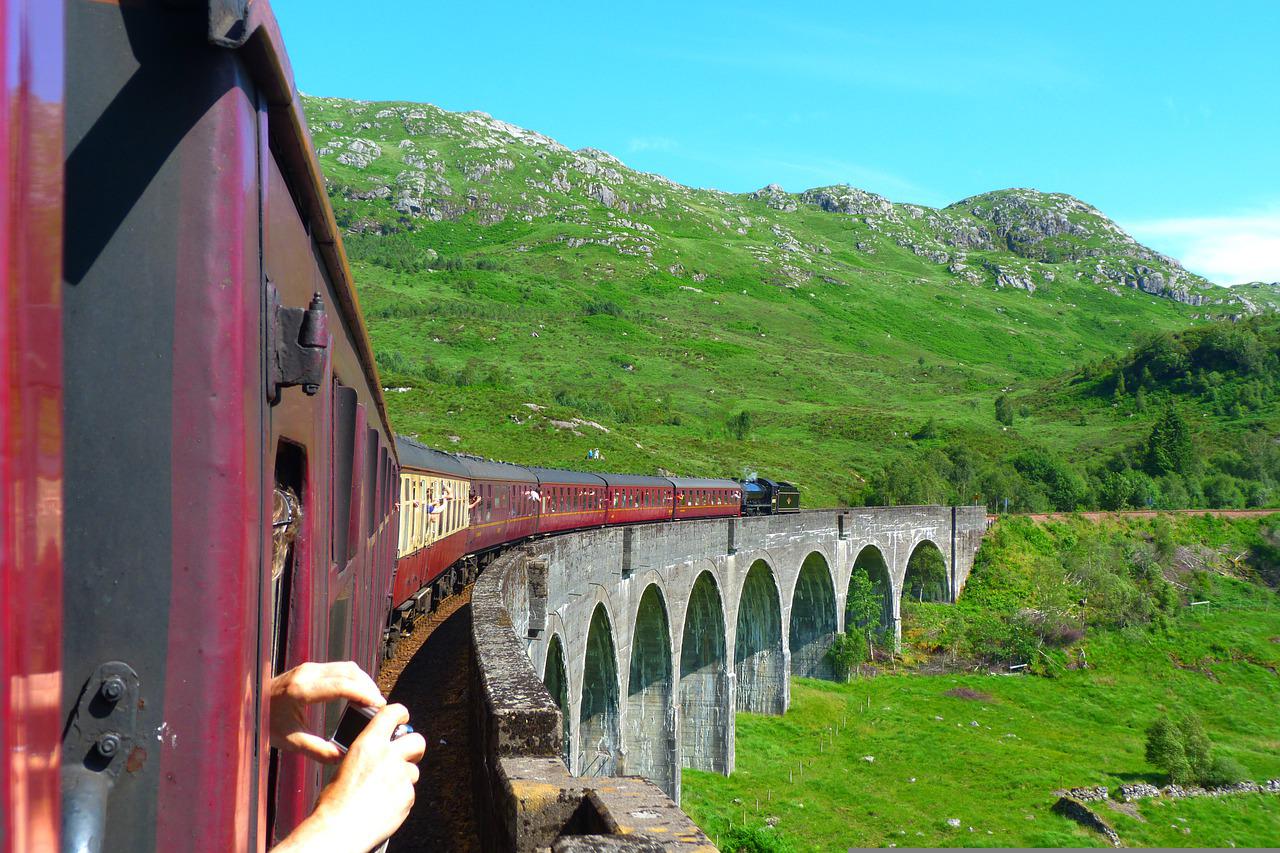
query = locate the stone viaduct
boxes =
[472,507,987,848]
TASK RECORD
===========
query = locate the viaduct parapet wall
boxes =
[470,507,986,850]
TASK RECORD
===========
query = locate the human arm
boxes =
[272,704,426,852]
[268,661,385,764]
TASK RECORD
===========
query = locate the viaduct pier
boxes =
[470,506,987,850]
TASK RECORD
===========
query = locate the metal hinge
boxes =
[61,662,141,853]
[267,283,328,404]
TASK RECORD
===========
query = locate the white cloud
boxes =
[1124,211,1280,286]
[628,136,678,153]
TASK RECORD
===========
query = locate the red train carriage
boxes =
[459,458,539,557]
[391,436,471,630]
[602,473,675,525]
[1,0,64,849]
[671,477,743,520]
[529,468,608,535]
[59,1,397,850]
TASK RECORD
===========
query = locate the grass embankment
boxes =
[682,514,1280,849]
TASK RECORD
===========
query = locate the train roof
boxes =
[526,467,608,487]
[668,477,741,490]
[599,473,674,488]
[758,477,798,490]
[394,436,471,478]
[455,456,539,484]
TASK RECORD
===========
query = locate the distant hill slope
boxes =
[301,95,1268,504]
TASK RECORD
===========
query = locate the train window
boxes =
[364,428,379,535]
[398,478,408,553]
[332,385,358,566]
[270,441,305,678]
[373,443,386,534]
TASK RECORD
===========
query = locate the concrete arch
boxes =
[679,571,728,773]
[543,633,571,765]
[846,545,893,642]
[625,584,675,796]
[903,539,949,603]
[789,551,838,679]
[734,559,785,714]
[579,603,621,777]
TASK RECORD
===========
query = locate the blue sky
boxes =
[274,1,1279,284]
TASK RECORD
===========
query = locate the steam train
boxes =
[388,438,798,644]
[0,2,796,851]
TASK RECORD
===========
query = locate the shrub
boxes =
[727,410,753,441]
[912,417,939,440]
[995,394,1015,425]
[1201,755,1248,788]
[825,632,865,681]
[717,824,795,853]
[583,298,624,317]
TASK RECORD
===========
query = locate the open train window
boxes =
[267,441,305,845]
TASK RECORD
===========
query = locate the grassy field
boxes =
[682,515,1280,849]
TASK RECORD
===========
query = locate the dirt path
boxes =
[381,588,480,853]
[1005,508,1279,524]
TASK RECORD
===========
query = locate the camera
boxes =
[329,703,414,753]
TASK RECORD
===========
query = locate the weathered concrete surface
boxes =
[474,506,986,843]
[471,552,713,852]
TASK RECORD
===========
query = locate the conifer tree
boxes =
[1145,403,1195,476]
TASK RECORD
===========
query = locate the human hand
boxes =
[303,704,425,852]
[269,661,384,764]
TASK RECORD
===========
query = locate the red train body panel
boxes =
[461,459,540,556]
[57,1,396,849]
[602,474,677,526]
[1,0,64,849]
[672,477,744,521]
[528,468,608,535]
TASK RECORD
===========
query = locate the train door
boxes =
[262,142,344,842]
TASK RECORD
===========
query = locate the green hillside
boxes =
[302,96,1273,506]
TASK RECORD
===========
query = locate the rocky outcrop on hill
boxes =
[750,184,797,212]
[800,185,896,218]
